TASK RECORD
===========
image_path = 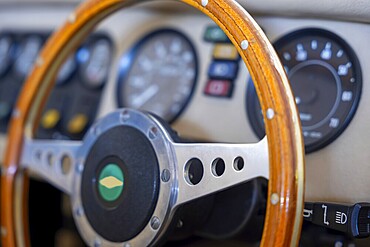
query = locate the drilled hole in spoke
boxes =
[184,158,204,185]
[211,158,225,177]
[47,152,55,167]
[233,157,244,171]
[60,154,72,175]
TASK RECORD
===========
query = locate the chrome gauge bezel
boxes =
[247,28,362,153]
[116,28,198,123]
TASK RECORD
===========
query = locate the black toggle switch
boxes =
[304,202,370,238]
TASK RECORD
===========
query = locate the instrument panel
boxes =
[0,31,113,140]
[0,5,369,205]
[115,24,364,154]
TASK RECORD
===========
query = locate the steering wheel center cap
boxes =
[71,109,175,245]
[98,163,124,202]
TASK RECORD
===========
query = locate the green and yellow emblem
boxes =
[98,163,124,202]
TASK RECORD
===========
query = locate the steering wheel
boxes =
[1,0,305,246]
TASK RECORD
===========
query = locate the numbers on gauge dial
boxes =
[117,30,197,122]
[247,29,362,153]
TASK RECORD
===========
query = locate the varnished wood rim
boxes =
[0,0,305,246]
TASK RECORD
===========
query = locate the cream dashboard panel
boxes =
[0,3,369,204]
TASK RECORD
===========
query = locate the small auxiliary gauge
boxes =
[79,38,112,89]
[117,29,198,122]
[56,55,77,85]
[247,29,362,153]
[14,35,43,78]
[0,35,13,78]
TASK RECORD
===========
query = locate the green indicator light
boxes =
[98,163,124,202]
[204,26,229,43]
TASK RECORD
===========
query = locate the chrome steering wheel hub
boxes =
[72,109,177,246]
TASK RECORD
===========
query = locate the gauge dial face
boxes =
[247,29,362,153]
[0,35,13,77]
[117,29,197,122]
[79,39,112,89]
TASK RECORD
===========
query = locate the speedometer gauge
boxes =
[117,29,197,122]
[247,29,362,153]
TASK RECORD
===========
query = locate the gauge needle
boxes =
[132,84,159,108]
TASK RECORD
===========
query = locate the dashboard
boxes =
[0,0,370,246]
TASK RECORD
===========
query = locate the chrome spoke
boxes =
[21,138,82,195]
[173,137,269,206]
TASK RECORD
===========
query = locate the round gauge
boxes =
[56,55,77,85]
[0,35,13,78]
[79,39,112,89]
[247,29,362,153]
[14,36,43,78]
[117,29,197,122]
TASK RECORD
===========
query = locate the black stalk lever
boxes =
[304,202,370,238]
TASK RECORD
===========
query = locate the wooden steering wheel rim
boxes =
[1,0,305,246]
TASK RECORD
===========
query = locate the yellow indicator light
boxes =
[41,109,60,129]
[213,44,239,60]
[67,114,88,134]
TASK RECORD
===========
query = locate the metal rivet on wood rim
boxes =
[68,13,76,23]
[266,108,275,120]
[36,57,44,67]
[1,226,7,237]
[271,193,279,205]
[241,40,249,50]
[12,109,21,118]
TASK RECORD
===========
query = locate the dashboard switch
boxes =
[41,109,60,129]
[304,202,370,238]
[204,26,229,43]
[208,61,238,80]
[204,80,232,97]
[213,44,239,60]
[67,113,88,134]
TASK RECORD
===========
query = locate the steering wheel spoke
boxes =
[21,138,82,195]
[173,138,269,206]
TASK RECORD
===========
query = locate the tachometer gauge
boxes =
[117,29,197,122]
[247,29,362,153]
[14,36,43,78]
[79,38,112,89]
[0,35,13,78]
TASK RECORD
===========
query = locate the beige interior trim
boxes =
[0,0,370,23]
